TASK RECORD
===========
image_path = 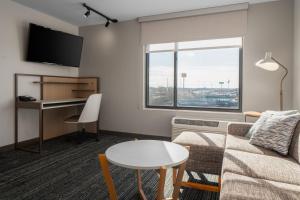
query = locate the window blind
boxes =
[140,9,248,44]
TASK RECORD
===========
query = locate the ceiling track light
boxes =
[84,10,90,18]
[105,20,110,27]
[82,3,118,28]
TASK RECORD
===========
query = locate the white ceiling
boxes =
[13,0,278,27]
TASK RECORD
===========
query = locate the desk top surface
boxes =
[17,98,87,109]
[39,98,87,104]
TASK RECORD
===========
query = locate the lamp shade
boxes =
[255,52,279,71]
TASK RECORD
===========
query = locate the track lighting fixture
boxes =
[83,10,90,18]
[105,20,110,27]
[82,3,118,28]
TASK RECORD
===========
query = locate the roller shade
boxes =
[140,10,248,44]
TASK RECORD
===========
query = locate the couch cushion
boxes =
[221,172,300,200]
[289,122,300,163]
[226,134,279,156]
[222,149,300,185]
[173,131,225,175]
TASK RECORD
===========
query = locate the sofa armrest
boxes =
[227,122,253,137]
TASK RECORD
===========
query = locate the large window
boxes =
[145,38,242,111]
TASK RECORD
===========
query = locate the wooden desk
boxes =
[15,98,89,153]
[15,74,100,153]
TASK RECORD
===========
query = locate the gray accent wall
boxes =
[79,0,293,138]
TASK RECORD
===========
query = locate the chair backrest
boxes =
[79,93,102,123]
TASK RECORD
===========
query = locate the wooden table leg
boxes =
[98,154,118,200]
[157,167,167,200]
[172,162,186,200]
[137,170,147,200]
[218,176,222,191]
[172,168,178,185]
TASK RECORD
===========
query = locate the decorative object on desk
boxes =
[255,52,288,111]
[64,93,102,143]
[18,95,36,102]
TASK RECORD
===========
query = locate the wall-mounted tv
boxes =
[26,23,83,68]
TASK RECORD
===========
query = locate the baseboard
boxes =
[0,132,78,152]
[0,137,39,152]
[100,130,171,141]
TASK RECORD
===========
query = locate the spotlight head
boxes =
[105,20,110,27]
[111,19,118,23]
[84,10,90,18]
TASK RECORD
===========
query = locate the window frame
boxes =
[145,41,243,112]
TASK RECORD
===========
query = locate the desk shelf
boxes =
[72,89,95,92]
[32,81,88,85]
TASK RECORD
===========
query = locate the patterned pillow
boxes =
[246,110,299,138]
[249,112,300,155]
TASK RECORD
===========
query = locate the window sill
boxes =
[143,106,242,114]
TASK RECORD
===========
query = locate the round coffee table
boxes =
[99,140,189,200]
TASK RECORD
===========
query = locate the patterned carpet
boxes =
[0,133,219,200]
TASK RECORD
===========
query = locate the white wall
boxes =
[293,0,300,109]
[0,1,79,147]
[79,0,293,138]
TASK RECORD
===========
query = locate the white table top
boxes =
[105,140,189,170]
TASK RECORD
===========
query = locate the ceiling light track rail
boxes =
[82,3,118,27]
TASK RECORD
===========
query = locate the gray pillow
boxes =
[246,110,299,138]
[249,112,300,155]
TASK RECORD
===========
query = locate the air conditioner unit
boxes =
[171,117,229,140]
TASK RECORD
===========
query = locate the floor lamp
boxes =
[256,52,288,111]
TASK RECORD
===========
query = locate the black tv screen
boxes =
[26,23,83,67]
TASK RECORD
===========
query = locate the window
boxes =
[145,38,242,111]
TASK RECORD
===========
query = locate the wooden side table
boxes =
[243,111,262,122]
[99,140,189,200]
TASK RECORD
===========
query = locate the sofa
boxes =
[221,122,300,200]
[172,118,300,200]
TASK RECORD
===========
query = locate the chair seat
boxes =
[64,115,80,124]
[173,131,225,175]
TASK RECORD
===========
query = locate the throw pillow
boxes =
[249,112,300,155]
[246,110,299,138]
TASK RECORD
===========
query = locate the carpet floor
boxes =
[0,133,220,200]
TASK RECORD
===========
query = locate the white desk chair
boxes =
[65,93,102,142]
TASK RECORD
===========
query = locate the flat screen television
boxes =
[26,23,83,67]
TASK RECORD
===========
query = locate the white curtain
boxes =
[140,10,248,44]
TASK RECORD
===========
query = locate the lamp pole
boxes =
[256,52,288,111]
[271,57,288,111]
